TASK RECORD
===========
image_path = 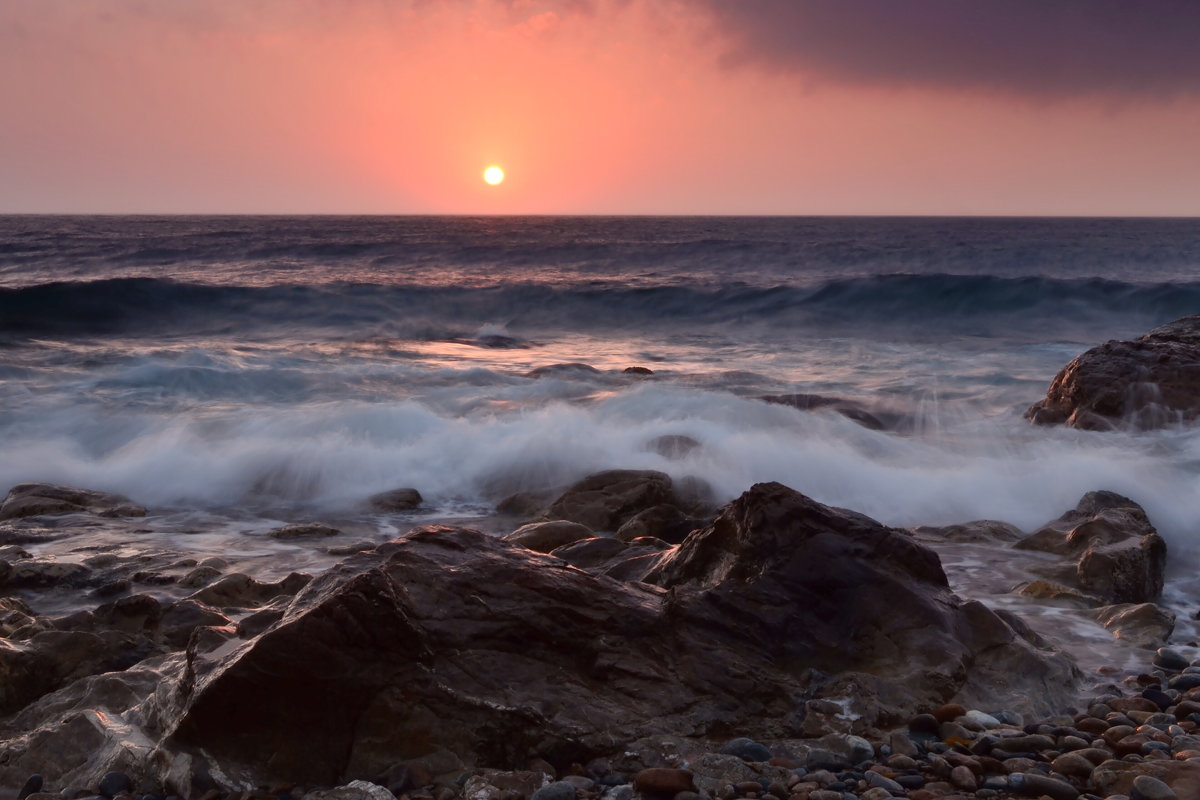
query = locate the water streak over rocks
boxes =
[1026,314,1200,429]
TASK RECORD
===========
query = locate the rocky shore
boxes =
[0,470,1195,800]
[3,316,1200,799]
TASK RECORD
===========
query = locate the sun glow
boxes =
[483,166,505,185]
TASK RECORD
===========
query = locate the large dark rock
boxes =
[145,483,1077,789]
[0,483,146,522]
[546,470,678,531]
[1015,491,1167,604]
[1026,315,1200,429]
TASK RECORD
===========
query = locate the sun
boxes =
[483,166,505,185]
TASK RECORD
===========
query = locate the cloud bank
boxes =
[696,0,1200,98]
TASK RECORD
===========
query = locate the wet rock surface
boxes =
[0,480,1194,800]
[0,483,147,522]
[1015,490,1167,605]
[1026,314,1200,429]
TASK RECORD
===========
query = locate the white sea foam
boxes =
[3,383,1197,558]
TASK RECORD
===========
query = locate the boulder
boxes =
[1093,603,1176,649]
[368,488,422,512]
[269,523,341,540]
[1026,314,1200,429]
[1015,491,1166,604]
[546,470,678,532]
[502,520,594,553]
[0,484,146,522]
[143,483,1077,789]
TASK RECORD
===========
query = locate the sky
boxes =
[2,0,1199,216]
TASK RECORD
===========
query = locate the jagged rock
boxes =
[1015,491,1166,604]
[269,522,341,540]
[502,520,594,553]
[0,628,156,715]
[1094,603,1176,648]
[368,488,423,512]
[159,600,232,649]
[186,571,312,610]
[615,505,703,545]
[546,470,677,531]
[0,484,146,521]
[143,483,1077,788]
[911,520,1024,544]
[1026,314,1200,429]
[548,537,629,570]
[4,558,93,589]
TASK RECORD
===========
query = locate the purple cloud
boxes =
[694,0,1200,98]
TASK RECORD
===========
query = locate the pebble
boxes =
[1011,771,1080,800]
[1130,774,1179,800]
[97,774,133,799]
[718,738,771,763]
[18,775,43,800]
[932,703,968,723]
[529,782,576,800]
[859,789,891,800]
[949,764,977,791]
[632,769,694,797]
[964,709,1002,729]
[1153,648,1190,671]
[908,713,940,734]
[863,771,903,793]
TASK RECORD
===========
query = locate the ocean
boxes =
[2,215,1200,657]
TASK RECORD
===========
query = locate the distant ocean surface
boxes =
[2,215,1199,562]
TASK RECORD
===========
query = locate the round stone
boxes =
[719,737,772,763]
[17,775,43,800]
[908,713,940,734]
[98,773,134,799]
[1130,774,1180,800]
[530,782,577,800]
[632,769,695,797]
[1154,648,1190,672]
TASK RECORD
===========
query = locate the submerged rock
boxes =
[0,484,146,522]
[368,487,423,512]
[1026,314,1200,429]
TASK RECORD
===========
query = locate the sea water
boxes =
[2,215,1199,664]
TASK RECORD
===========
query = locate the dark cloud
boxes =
[694,0,1200,98]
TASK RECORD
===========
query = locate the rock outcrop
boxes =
[545,470,679,531]
[126,483,1079,789]
[0,484,146,522]
[1026,314,1200,429]
[1015,490,1167,605]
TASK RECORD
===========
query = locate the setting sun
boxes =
[483,166,505,186]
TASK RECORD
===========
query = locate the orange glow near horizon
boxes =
[1,2,1199,215]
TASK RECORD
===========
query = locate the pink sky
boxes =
[2,0,1199,215]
